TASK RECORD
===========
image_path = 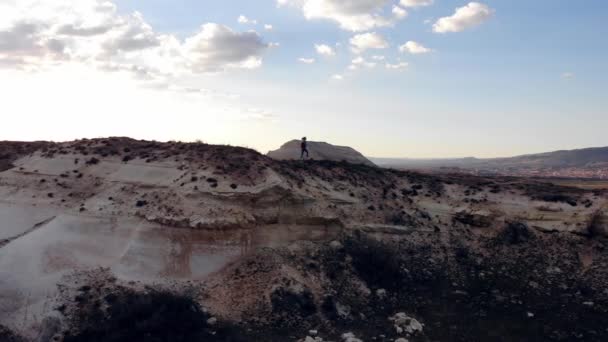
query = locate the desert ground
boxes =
[1,138,608,342]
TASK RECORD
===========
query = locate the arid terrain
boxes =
[372,146,608,180]
[1,138,608,342]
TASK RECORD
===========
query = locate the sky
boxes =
[0,0,607,158]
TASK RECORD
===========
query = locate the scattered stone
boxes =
[206,317,217,326]
[389,312,424,335]
[342,332,363,342]
[376,288,387,299]
[329,240,343,250]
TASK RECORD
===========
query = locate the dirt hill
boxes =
[267,140,375,166]
[1,137,608,341]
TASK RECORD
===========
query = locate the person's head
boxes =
[302,137,307,141]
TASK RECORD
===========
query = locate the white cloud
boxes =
[433,2,494,33]
[561,72,575,79]
[315,43,336,56]
[372,55,385,61]
[277,0,396,32]
[238,15,258,25]
[331,74,344,80]
[243,108,277,122]
[349,56,376,70]
[0,0,270,75]
[399,41,432,54]
[350,32,389,53]
[298,57,315,64]
[400,0,434,8]
[392,6,408,20]
[264,24,274,30]
[183,24,268,72]
[385,61,408,70]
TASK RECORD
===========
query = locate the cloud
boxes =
[561,72,575,80]
[392,6,408,20]
[350,32,389,53]
[264,24,274,30]
[277,0,396,32]
[183,24,269,72]
[385,61,408,70]
[349,56,377,70]
[372,55,385,61]
[433,2,494,33]
[298,57,315,64]
[238,15,258,25]
[0,0,271,76]
[243,108,277,122]
[331,74,344,80]
[315,44,336,56]
[400,0,434,8]
[399,41,432,54]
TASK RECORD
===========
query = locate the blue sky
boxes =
[0,0,607,157]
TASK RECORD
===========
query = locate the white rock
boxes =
[330,240,343,249]
[309,330,318,336]
[342,332,363,342]
[206,317,217,326]
[389,312,424,335]
[395,338,409,342]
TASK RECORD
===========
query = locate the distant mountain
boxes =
[489,147,608,168]
[268,140,375,166]
[371,146,608,179]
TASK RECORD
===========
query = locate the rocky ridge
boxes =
[1,137,608,341]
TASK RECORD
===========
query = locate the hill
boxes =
[372,146,608,179]
[1,137,608,341]
[267,139,375,166]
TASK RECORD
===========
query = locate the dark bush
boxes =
[344,233,405,290]
[64,290,245,342]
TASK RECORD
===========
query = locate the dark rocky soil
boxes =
[47,226,608,342]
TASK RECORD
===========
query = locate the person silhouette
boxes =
[300,137,309,160]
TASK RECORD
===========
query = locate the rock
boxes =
[395,338,409,342]
[206,317,217,326]
[453,210,494,228]
[330,240,343,250]
[498,221,534,244]
[304,337,316,342]
[389,312,424,335]
[342,332,363,342]
[336,302,351,319]
[309,330,318,336]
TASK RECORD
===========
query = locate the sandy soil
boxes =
[1,138,607,341]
